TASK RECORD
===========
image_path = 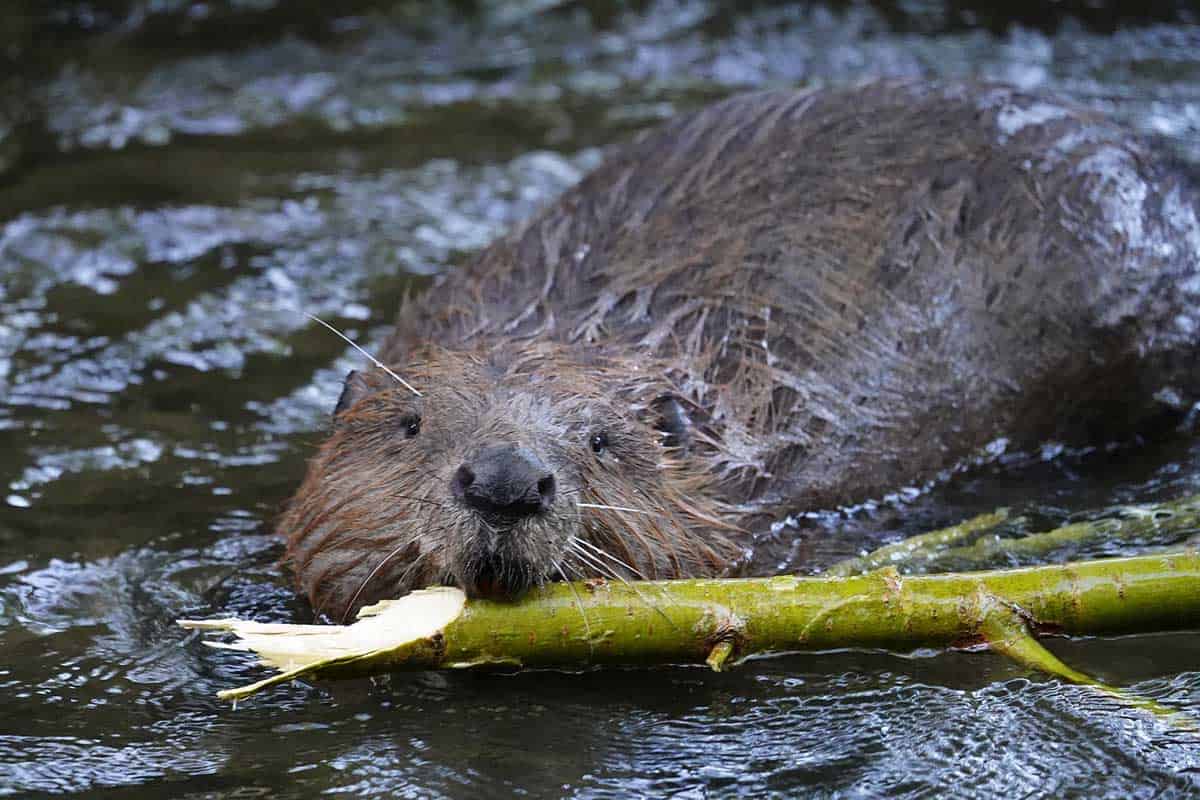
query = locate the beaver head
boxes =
[280,342,741,621]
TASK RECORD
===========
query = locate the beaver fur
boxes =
[282,82,1200,621]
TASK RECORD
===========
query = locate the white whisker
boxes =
[559,557,588,581]
[304,312,421,397]
[557,562,594,646]
[574,536,650,581]
[576,502,662,517]
[342,543,428,623]
[568,541,677,630]
[568,542,624,582]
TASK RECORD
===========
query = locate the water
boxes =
[2,2,1200,796]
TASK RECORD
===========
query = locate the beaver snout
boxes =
[451,444,556,519]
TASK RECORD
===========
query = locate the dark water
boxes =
[3,2,1200,797]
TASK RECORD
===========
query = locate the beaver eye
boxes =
[590,431,608,455]
[401,414,421,438]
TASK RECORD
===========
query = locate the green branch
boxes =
[182,551,1200,706]
[828,494,1200,576]
[825,509,1013,576]
[909,495,1200,573]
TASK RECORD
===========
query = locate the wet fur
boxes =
[283,82,1200,620]
[283,344,740,619]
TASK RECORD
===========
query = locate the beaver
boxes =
[281,82,1200,622]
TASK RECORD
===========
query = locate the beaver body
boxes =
[283,83,1200,621]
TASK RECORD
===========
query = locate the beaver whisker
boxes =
[303,511,435,615]
[303,311,421,397]
[567,540,652,596]
[566,540,625,582]
[340,542,432,623]
[592,504,678,580]
[558,556,587,582]
[573,536,650,581]
[575,502,663,517]
[385,492,445,509]
[557,560,595,644]
[567,541,652,598]
[291,470,440,576]
[567,541,676,629]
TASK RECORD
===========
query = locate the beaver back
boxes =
[388,81,1200,511]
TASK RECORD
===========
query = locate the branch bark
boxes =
[182,551,1200,705]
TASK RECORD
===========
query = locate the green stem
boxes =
[913,495,1200,574]
[826,509,1011,576]
[183,551,1200,702]
[829,494,1200,577]
[977,590,1192,725]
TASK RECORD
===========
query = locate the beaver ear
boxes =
[651,394,692,453]
[333,370,371,418]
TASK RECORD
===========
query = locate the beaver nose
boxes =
[451,445,556,518]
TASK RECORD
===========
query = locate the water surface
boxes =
[2,2,1200,796]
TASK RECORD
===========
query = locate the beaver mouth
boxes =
[459,544,539,600]
[453,513,549,599]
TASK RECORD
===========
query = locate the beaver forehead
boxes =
[428,382,611,436]
[407,342,660,396]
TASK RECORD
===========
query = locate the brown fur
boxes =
[282,82,1200,620]
[282,343,742,619]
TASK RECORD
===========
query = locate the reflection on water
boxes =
[1,2,1199,797]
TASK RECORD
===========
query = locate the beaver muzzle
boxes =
[450,444,558,598]
[451,444,556,520]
